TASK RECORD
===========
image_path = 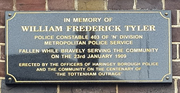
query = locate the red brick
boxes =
[165,0,180,25]
[165,0,180,10]
[0,0,13,26]
[48,0,74,10]
[0,28,5,43]
[137,0,162,10]
[60,84,115,93]
[0,11,5,26]
[0,29,5,60]
[16,0,46,11]
[78,0,105,10]
[108,0,134,10]
[172,62,180,76]
[118,82,174,93]
[171,10,177,25]
[1,45,5,60]
[16,5,45,11]
[0,0,13,10]
[178,10,180,25]
[172,44,177,59]
[0,62,5,77]
[172,28,180,42]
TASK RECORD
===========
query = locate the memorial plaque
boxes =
[5,11,172,84]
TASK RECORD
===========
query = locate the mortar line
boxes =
[177,10,180,25]
[177,44,179,59]
[104,0,108,10]
[162,0,165,10]
[74,0,78,10]
[174,78,178,93]
[57,85,60,93]
[0,60,5,62]
[133,0,137,10]
[0,77,4,79]
[173,76,180,79]
[116,84,118,93]
[0,43,5,46]
[173,59,180,62]
[172,42,180,44]
[13,0,16,11]
[0,26,5,28]
[45,0,48,11]
[172,25,180,28]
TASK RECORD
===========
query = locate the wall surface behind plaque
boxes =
[0,0,180,93]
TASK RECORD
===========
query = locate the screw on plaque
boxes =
[165,13,168,16]
[8,77,12,81]
[166,77,169,80]
[8,13,12,17]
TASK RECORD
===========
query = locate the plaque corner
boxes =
[5,74,17,84]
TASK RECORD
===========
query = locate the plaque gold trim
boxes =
[5,11,172,83]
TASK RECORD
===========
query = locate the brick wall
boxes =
[0,0,179,93]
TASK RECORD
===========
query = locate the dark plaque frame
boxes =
[5,11,172,84]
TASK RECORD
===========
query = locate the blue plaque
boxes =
[5,11,172,84]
